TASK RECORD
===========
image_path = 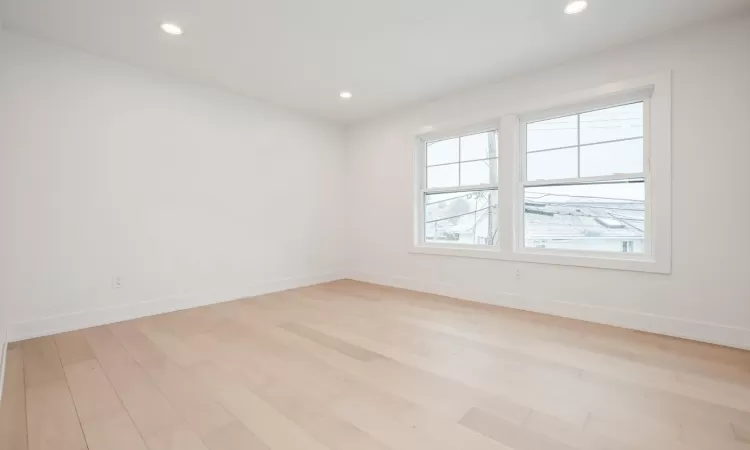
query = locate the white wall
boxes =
[344,14,750,349]
[1,15,749,350]
[0,32,345,339]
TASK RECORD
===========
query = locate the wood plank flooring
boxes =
[1,279,750,450]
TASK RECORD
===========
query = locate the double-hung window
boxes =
[418,129,499,247]
[413,74,671,273]
[520,101,647,255]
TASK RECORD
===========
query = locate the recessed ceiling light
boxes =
[161,23,183,35]
[564,0,587,14]
[339,91,353,99]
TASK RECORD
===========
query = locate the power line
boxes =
[526,192,644,202]
[426,205,496,224]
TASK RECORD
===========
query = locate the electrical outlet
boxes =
[515,269,521,280]
[112,276,122,289]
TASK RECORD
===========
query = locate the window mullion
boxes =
[576,113,581,178]
[497,114,517,252]
[457,136,461,186]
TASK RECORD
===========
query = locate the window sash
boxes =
[520,100,646,184]
[423,129,499,190]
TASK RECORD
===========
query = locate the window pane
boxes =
[580,103,643,145]
[581,138,643,177]
[527,115,577,152]
[524,181,645,253]
[460,158,497,186]
[527,148,577,181]
[425,190,498,245]
[427,138,458,166]
[461,131,497,161]
[427,164,459,188]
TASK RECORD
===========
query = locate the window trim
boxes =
[411,72,672,274]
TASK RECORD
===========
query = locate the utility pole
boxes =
[487,194,492,244]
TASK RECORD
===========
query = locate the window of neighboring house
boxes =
[419,129,499,247]
[520,101,647,255]
[412,73,671,273]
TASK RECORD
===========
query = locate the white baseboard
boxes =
[8,270,748,351]
[347,271,750,351]
[7,272,343,342]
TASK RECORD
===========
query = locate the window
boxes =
[521,102,647,254]
[413,73,671,273]
[419,130,499,246]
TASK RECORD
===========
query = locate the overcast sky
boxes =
[426,102,644,201]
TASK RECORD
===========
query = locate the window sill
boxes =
[409,245,670,274]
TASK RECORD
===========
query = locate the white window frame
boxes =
[411,73,671,274]
[414,120,502,251]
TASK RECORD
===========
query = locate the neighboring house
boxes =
[426,190,644,253]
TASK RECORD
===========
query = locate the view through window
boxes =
[423,131,498,245]
[523,102,646,253]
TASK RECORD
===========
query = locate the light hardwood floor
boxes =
[1,280,750,450]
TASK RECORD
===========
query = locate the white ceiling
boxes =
[1,0,749,122]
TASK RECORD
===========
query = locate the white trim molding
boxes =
[7,272,343,342]
[346,271,750,351]
[409,244,667,273]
